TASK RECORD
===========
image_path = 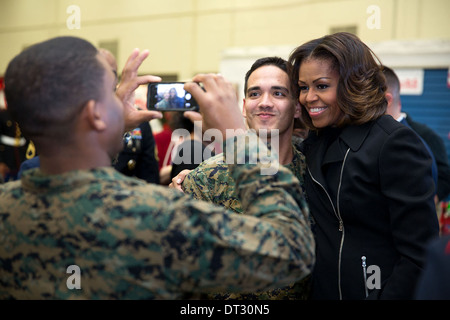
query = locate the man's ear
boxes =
[385,92,393,106]
[242,98,246,117]
[84,100,107,131]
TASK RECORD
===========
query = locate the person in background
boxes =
[17,152,40,178]
[415,234,450,299]
[383,66,438,196]
[153,111,174,182]
[289,32,439,299]
[384,65,450,204]
[113,120,159,184]
[168,112,215,180]
[0,36,314,299]
[0,107,34,182]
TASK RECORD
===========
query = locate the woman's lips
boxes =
[308,106,327,116]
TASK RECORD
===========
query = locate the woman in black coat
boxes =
[288,32,439,299]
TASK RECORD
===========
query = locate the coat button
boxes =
[127,159,136,170]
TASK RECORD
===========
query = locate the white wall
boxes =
[1,0,450,80]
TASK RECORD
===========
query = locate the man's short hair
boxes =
[243,57,290,96]
[4,36,105,141]
[382,66,401,95]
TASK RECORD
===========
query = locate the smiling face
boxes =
[298,58,344,129]
[243,65,300,140]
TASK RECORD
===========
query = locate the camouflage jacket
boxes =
[0,133,314,299]
[182,144,307,214]
[182,143,311,299]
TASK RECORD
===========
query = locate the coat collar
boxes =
[301,119,377,185]
[301,120,375,150]
[339,120,375,152]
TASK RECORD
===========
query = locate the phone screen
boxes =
[147,82,199,111]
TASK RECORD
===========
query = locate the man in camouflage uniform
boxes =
[179,57,311,299]
[0,36,314,299]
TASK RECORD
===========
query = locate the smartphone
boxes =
[147,82,199,111]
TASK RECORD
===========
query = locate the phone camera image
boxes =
[147,82,199,111]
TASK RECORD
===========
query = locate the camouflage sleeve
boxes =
[182,156,220,203]
[166,132,315,295]
[182,155,243,214]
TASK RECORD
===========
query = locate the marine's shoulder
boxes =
[0,180,23,201]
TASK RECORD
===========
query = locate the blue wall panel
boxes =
[400,69,450,162]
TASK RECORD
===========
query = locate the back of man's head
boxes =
[4,36,105,143]
[382,66,401,97]
[382,66,402,116]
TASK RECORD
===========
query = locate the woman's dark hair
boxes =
[4,36,105,141]
[288,32,387,130]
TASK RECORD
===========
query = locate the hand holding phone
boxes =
[147,82,199,111]
[184,74,246,138]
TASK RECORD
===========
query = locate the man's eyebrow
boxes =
[247,85,289,92]
[271,85,289,92]
[247,86,261,92]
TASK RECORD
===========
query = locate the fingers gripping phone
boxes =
[147,82,199,111]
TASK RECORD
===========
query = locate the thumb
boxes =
[183,111,203,122]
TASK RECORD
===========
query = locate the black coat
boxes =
[300,115,439,300]
[113,121,159,184]
[404,113,450,201]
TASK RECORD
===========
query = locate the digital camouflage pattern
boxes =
[182,142,311,299]
[183,143,307,214]
[0,133,314,299]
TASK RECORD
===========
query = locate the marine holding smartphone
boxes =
[0,36,315,299]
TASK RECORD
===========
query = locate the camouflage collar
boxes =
[20,167,121,194]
